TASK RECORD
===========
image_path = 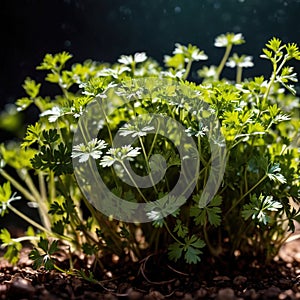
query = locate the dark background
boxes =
[0,0,300,129]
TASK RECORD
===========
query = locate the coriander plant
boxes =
[0,33,299,274]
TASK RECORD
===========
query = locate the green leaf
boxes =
[45,73,60,84]
[261,48,273,59]
[22,78,41,98]
[190,194,222,227]
[0,228,12,244]
[31,142,72,175]
[267,163,286,184]
[190,237,206,249]
[0,229,22,264]
[63,197,76,215]
[269,104,280,119]
[16,97,34,111]
[51,221,65,235]
[26,226,36,237]
[29,238,59,270]
[174,220,188,238]
[21,123,42,148]
[48,240,59,255]
[242,194,283,225]
[207,206,222,226]
[183,235,205,264]
[44,256,55,270]
[37,52,73,71]
[164,54,185,69]
[38,238,49,253]
[184,246,202,264]
[286,43,300,60]
[82,243,98,255]
[190,207,206,226]
[266,37,282,52]
[49,201,64,215]
[145,194,186,221]
[241,203,258,221]
[0,182,12,202]
[43,129,60,144]
[168,242,183,262]
[0,143,37,169]
[248,123,265,134]
[29,248,43,269]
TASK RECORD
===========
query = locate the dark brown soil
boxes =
[0,236,300,300]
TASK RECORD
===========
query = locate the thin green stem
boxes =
[244,165,248,194]
[22,171,51,230]
[100,102,114,147]
[7,202,73,242]
[262,71,276,105]
[121,162,148,203]
[147,121,160,159]
[22,171,41,200]
[183,59,193,80]
[12,236,40,243]
[138,136,158,194]
[225,174,268,217]
[236,66,243,84]
[276,55,288,76]
[0,169,36,202]
[49,171,56,204]
[216,44,232,80]
[38,172,47,203]
[54,264,73,274]
[7,203,51,235]
[203,223,220,257]
[163,220,184,245]
[262,54,287,105]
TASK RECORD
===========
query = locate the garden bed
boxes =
[1,236,300,300]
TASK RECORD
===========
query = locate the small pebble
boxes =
[233,275,247,285]
[127,288,144,300]
[8,277,35,297]
[213,275,231,281]
[174,279,181,287]
[175,291,184,297]
[242,288,258,299]
[292,283,300,292]
[145,290,165,300]
[183,293,193,300]
[278,289,294,299]
[279,278,291,288]
[216,288,236,300]
[263,286,281,298]
[195,287,208,298]
[103,293,118,300]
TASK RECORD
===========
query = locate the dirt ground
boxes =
[0,236,299,300]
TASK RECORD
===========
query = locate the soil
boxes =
[0,235,300,300]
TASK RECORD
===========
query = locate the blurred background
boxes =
[0,0,300,140]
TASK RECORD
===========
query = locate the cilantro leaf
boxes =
[190,194,222,227]
[29,238,59,270]
[168,242,183,262]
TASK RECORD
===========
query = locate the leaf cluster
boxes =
[0,34,299,271]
